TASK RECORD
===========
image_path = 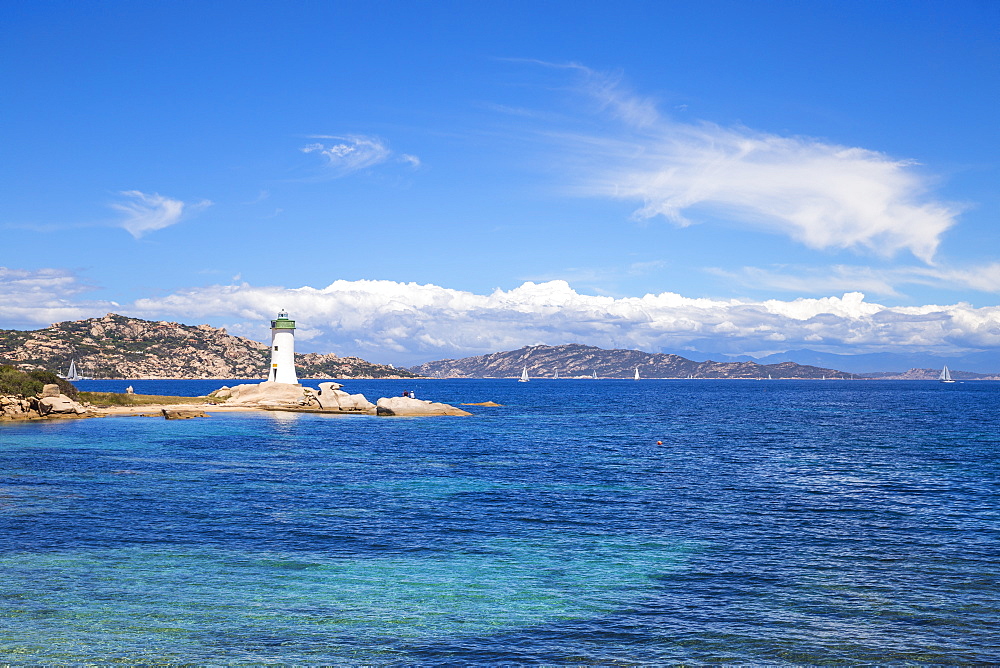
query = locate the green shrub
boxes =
[0,365,42,397]
[77,392,200,407]
[27,369,78,399]
[0,365,78,398]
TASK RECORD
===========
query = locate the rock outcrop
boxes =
[375,396,472,417]
[213,381,376,413]
[1,384,89,420]
[315,382,376,412]
[217,382,315,407]
[210,381,468,416]
[0,395,37,420]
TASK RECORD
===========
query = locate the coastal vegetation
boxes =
[0,365,78,399]
[76,392,205,407]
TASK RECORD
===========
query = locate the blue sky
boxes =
[2,0,999,365]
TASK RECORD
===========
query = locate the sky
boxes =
[1,0,999,366]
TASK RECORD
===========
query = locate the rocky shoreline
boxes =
[1,383,90,421]
[1,380,472,422]
[211,381,471,416]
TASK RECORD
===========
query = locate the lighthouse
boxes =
[267,309,299,384]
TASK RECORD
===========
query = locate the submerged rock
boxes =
[162,409,208,419]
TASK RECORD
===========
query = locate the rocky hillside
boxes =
[0,314,417,379]
[409,343,853,379]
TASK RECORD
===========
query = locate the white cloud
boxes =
[556,67,960,263]
[120,279,1000,363]
[0,267,116,328]
[301,134,417,178]
[110,190,211,239]
[6,270,1000,365]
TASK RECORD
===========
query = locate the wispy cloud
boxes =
[715,262,1000,297]
[710,265,907,297]
[110,190,211,239]
[301,134,420,179]
[546,65,961,263]
[523,259,667,292]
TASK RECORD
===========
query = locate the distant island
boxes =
[0,314,418,380]
[408,343,856,379]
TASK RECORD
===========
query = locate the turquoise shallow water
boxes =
[1,379,999,663]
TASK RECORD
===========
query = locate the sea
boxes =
[1,378,998,664]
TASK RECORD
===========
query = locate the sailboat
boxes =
[634,367,640,380]
[63,359,87,381]
[940,365,956,383]
[553,369,559,380]
[518,366,529,382]
[592,370,598,380]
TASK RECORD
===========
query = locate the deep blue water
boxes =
[1,379,999,663]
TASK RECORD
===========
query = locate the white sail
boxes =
[553,369,559,380]
[64,359,85,381]
[634,367,640,380]
[519,366,529,382]
[592,370,598,380]
[940,365,955,383]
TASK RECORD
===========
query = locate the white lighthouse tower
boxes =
[267,309,299,384]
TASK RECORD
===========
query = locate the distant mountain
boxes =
[687,348,1000,375]
[409,343,853,379]
[0,314,417,379]
[859,368,1000,380]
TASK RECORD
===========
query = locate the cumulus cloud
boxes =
[121,279,1000,364]
[301,134,417,178]
[556,66,960,263]
[0,267,116,328]
[110,190,211,239]
[6,269,999,364]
